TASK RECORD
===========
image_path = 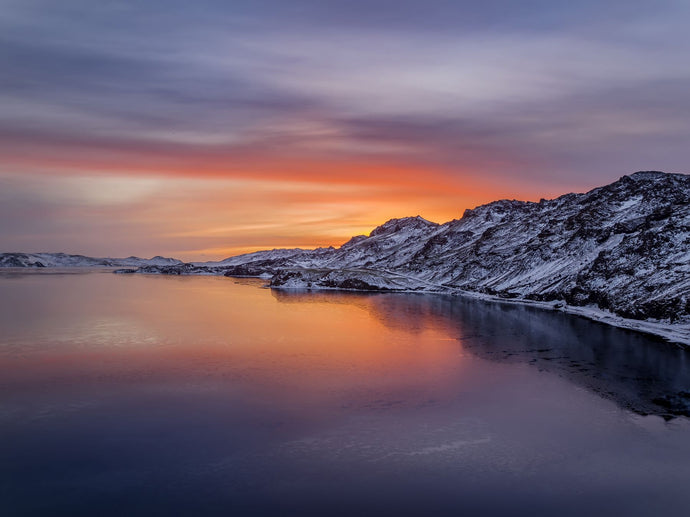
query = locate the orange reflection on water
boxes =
[0,273,471,408]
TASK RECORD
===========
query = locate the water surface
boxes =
[2,271,690,516]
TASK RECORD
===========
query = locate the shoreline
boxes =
[452,289,690,348]
[3,266,688,347]
[269,282,690,347]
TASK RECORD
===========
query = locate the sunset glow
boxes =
[2,1,690,259]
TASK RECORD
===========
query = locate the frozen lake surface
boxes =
[2,271,690,516]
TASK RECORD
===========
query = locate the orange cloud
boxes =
[0,129,561,260]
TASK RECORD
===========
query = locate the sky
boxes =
[2,0,690,261]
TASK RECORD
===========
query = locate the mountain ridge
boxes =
[0,252,183,268]
[5,171,690,342]
[121,171,690,329]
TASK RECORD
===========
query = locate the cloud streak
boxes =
[1,0,689,257]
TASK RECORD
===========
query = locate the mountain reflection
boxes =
[272,289,690,419]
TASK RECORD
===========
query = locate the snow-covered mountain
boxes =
[124,171,690,328]
[0,252,183,268]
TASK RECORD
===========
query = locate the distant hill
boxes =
[123,171,690,328]
[0,252,183,268]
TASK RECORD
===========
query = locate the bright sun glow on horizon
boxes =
[0,166,613,261]
[3,163,577,261]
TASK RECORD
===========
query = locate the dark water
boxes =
[2,271,690,516]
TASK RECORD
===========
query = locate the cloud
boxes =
[0,170,494,259]
[1,1,690,257]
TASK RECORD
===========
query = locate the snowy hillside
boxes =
[0,252,183,268]
[120,171,690,327]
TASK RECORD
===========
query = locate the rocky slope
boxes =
[0,252,183,268]
[122,171,690,325]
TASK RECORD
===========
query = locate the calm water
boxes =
[2,271,690,516]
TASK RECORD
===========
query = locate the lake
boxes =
[2,270,690,516]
